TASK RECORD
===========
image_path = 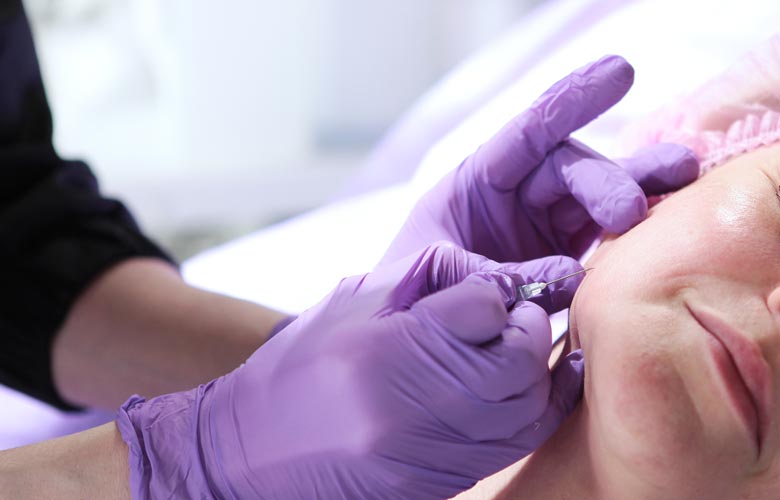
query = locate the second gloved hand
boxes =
[381,55,700,266]
[116,243,585,500]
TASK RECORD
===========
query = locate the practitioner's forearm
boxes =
[0,423,130,500]
[52,258,290,409]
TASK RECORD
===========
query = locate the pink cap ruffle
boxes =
[625,35,780,176]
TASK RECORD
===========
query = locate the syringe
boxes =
[517,268,593,301]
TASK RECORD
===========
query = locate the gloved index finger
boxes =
[476,55,634,191]
[554,139,648,234]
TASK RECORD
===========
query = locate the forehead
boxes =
[644,144,780,226]
[698,144,780,186]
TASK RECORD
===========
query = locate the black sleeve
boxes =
[0,1,176,411]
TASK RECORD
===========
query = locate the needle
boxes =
[517,268,593,301]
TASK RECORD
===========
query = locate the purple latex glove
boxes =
[117,242,585,500]
[381,55,699,266]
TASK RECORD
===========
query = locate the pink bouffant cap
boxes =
[624,35,780,176]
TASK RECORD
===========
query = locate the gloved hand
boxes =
[381,55,700,266]
[117,242,585,500]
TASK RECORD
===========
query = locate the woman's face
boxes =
[570,143,780,499]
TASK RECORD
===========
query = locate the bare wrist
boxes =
[0,423,131,499]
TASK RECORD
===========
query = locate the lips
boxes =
[686,304,772,455]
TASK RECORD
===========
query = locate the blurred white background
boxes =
[23,0,542,257]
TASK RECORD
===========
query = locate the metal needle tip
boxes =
[544,267,594,286]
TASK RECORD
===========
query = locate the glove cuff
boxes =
[268,315,297,340]
[116,395,150,500]
[116,385,221,499]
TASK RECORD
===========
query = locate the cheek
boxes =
[584,201,775,303]
[652,189,780,279]
[584,307,703,465]
[582,309,748,497]
[596,356,700,463]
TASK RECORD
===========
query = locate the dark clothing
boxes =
[0,1,175,410]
